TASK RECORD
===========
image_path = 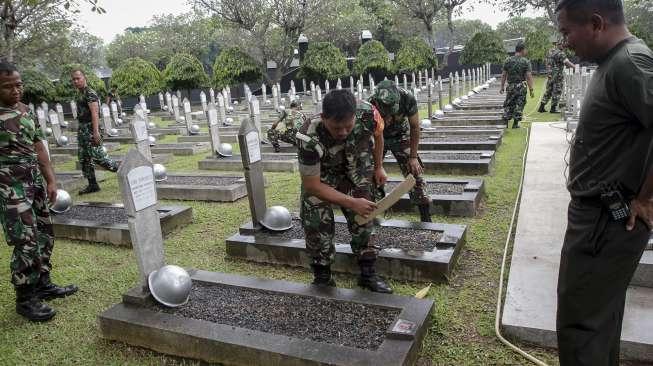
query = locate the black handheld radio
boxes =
[599,182,631,221]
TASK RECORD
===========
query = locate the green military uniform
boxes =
[76,86,118,181]
[541,47,567,110]
[369,81,430,213]
[267,109,305,151]
[502,55,532,125]
[0,104,53,288]
[296,101,381,266]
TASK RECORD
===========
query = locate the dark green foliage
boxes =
[21,69,56,104]
[162,53,209,91]
[55,64,107,101]
[525,31,550,63]
[299,42,349,82]
[110,58,162,97]
[212,47,262,90]
[394,38,438,73]
[460,31,506,65]
[353,40,394,76]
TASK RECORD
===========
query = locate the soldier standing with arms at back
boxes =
[369,80,433,222]
[0,62,78,322]
[71,69,119,194]
[297,89,392,293]
[500,42,535,128]
[555,0,653,363]
[267,101,306,152]
[538,40,576,113]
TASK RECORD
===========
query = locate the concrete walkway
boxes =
[501,122,653,362]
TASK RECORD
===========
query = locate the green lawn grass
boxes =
[0,77,563,365]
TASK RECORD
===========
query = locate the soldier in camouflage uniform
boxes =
[71,69,119,194]
[267,101,305,152]
[369,80,432,222]
[538,41,576,113]
[0,62,78,322]
[500,42,535,128]
[297,89,392,293]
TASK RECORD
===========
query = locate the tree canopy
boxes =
[625,0,652,48]
[162,53,209,91]
[353,40,393,76]
[496,16,554,40]
[55,63,107,101]
[299,42,349,82]
[525,31,550,63]
[21,69,56,104]
[394,37,437,73]
[432,19,492,49]
[459,31,506,65]
[110,58,162,97]
[212,47,263,89]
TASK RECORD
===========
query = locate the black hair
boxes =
[322,89,356,121]
[556,0,625,24]
[515,42,526,53]
[0,60,18,76]
[290,101,299,108]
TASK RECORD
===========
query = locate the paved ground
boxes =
[501,122,653,362]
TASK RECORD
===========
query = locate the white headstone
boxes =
[207,102,222,156]
[69,100,77,120]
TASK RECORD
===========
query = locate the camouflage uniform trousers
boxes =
[541,75,564,107]
[0,163,53,287]
[266,127,298,149]
[502,82,528,123]
[77,123,119,180]
[300,166,378,266]
[375,121,430,206]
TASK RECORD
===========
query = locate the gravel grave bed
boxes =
[384,181,465,195]
[420,135,495,142]
[55,206,128,224]
[160,175,242,186]
[153,281,399,350]
[415,152,482,160]
[153,143,206,148]
[266,219,442,251]
[55,173,81,181]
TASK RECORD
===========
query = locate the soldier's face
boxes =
[323,113,355,141]
[0,71,23,107]
[71,71,87,90]
[557,8,603,61]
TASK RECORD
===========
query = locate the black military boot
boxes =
[36,273,78,300]
[15,285,56,322]
[358,259,393,293]
[79,177,100,195]
[418,204,432,222]
[549,105,558,113]
[311,264,336,287]
[537,103,547,113]
[273,144,281,153]
[512,120,521,129]
[502,118,510,127]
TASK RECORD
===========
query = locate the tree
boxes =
[0,1,104,63]
[494,0,558,25]
[496,16,554,40]
[299,42,349,82]
[194,0,327,84]
[110,58,162,97]
[212,47,263,89]
[358,0,403,53]
[391,0,442,49]
[353,40,393,76]
[459,31,506,65]
[432,19,492,49]
[55,63,107,101]
[394,37,438,73]
[440,0,471,66]
[21,69,56,104]
[162,53,208,93]
[525,30,550,64]
[625,0,652,48]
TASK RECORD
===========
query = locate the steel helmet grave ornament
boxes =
[148,265,192,308]
[218,142,233,157]
[434,110,445,119]
[49,189,72,214]
[45,127,53,136]
[152,164,168,182]
[148,135,156,146]
[420,119,432,129]
[189,124,201,135]
[57,135,69,146]
[260,206,293,231]
[444,104,454,112]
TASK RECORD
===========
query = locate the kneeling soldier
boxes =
[267,101,306,152]
[297,89,392,293]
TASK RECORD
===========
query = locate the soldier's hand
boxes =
[408,157,423,176]
[47,183,57,203]
[627,198,653,231]
[92,131,101,146]
[350,198,377,217]
[529,89,535,98]
[374,166,387,186]
[499,88,505,94]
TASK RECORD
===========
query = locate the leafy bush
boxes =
[21,69,56,104]
[525,31,550,63]
[162,53,208,91]
[394,38,437,73]
[110,58,162,97]
[353,40,393,76]
[212,47,262,90]
[459,31,506,65]
[298,42,349,82]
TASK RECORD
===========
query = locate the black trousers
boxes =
[557,198,649,365]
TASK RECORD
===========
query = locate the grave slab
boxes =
[430,117,505,127]
[176,134,241,144]
[76,154,173,171]
[50,154,72,164]
[99,270,434,366]
[198,153,298,173]
[421,127,505,136]
[156,173,254,202]
[418,135,501,151]
[50,142,121,155]
[227,217,467,283]
[149,142,211,156]
[55,171,107,192]
[383,177,484,217]
[104,133,165,144]
[384,150,495,175]
[51,202,193,246]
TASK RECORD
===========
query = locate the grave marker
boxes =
[427,79,433,118]
[165,92,173,115]
[250,96,262,138]
[207,103,222,157]
[438,76,444,110]
[55,103,65,127]
[209,88,215,104]
[449,73,454,104]
[272,85,279,111]
[200,91,208,117]
[172,95,180,122]
[315,87,323,113]
[132,105,151,161]
[336,78,342,90]
[418,70,423,88]
[36,107,47,137]
[217,94,227,125]
[158,92,165,111]
[261,84,267,101]
[238,119,267,229]
[357,81,363,101]
[183,98,193,134]
[101,103,113,134]
[176,90,182,101]
[350,76,355,94]
[48,109,64,144]
[403,74,408,91]
[302,79,307,94]
[111,102,119,124]
[41,102,49,120]
[395,75,399,87]
[325,80,330,93]
[117,149,165,289]
[461,70,466,94]
[70,100,77,120]
[28,103,35,116]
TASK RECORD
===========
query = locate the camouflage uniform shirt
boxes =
[547,48,567,81]
[503,56,532,84]
[76,86,99,125]
[0,105,44,164]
